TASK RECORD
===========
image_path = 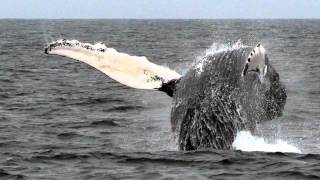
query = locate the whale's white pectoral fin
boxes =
[45,39,181,90]
[242,43,267,79]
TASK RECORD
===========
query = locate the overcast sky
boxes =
[1,0,320,19]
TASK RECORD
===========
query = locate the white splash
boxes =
[232,131,301,153]
[194,40,247,75]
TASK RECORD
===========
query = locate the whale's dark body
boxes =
[170,47,286,150]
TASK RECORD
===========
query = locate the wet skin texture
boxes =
[170,47,287,150]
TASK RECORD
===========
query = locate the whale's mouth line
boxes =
[248,68,260,74]
[242,64,249,76]
[242,65,260,76]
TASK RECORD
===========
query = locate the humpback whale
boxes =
[44,39,286,150]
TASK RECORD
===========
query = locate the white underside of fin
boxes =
[242,43,268,80]
[45,39,181,89]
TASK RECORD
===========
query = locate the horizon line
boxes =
[1,17,319,20]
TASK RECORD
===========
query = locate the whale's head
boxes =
[241,44,268,80]
[239,44,286,124]
[171,44,287,150]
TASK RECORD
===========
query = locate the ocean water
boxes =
[0,19,319,179]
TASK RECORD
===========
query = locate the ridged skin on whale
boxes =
[45,39,286,151]
[172,45,286,150]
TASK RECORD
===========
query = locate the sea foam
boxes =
[232,131,301,153]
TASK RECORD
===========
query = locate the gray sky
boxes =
[1,0,320,19]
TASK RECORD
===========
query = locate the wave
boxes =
[0,169,26,179]
[232,131,301,153]
[90,119,121,127]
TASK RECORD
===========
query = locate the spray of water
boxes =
[232,131,301,153]
[194,40,247,75]
[40,21,54,45]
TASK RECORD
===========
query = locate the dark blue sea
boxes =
[0,19,319,179]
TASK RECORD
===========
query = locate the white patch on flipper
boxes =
[242,43,268,80]
[263,65,268,76]
[45,39,181,90]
